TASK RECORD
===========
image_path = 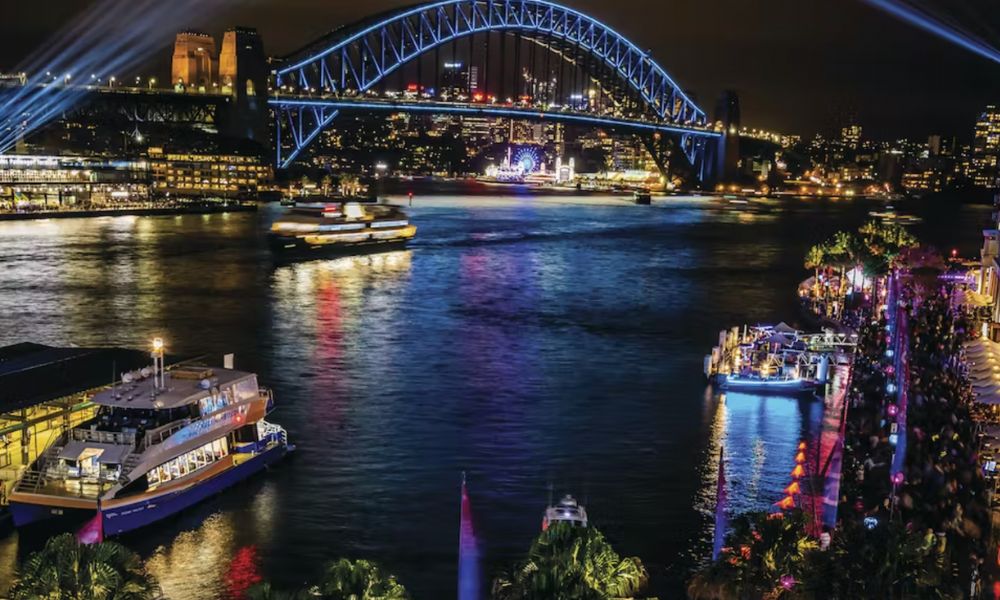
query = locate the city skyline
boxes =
[5,0,1000,140]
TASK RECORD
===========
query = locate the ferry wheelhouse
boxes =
[9,341,292,536]
[542,495,588,530]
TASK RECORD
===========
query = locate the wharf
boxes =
[0,201,256,221]
[0,342,185,531]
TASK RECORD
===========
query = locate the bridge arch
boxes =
[272,0,717,175]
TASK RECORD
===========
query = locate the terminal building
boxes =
[0,154,149,210]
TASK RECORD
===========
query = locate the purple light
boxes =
[892,472,905,486]
[780,575,796,590]
[887,404,899,417]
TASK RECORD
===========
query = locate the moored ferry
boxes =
[269,200,416,257]
[8,339,292,536]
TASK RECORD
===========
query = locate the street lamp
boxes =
[151,337,165,390]
[148,77,157,90]
[109,76,116,88]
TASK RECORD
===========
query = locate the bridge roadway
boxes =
[268,95,722,138]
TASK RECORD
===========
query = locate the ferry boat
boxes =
[269,201,416,257]
[718,373,818,396]
[8,340,292,537]
[542,494,588,530]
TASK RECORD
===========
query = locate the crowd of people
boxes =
[834,273,992,596]
[691,248,997,598]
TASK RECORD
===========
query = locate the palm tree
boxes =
[804,244,827,299]
[493,524,649,600]
[318,558,409,600]
[828,231,858,299]
[7,533,159,600]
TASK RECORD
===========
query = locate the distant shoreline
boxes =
[0,202,258,221]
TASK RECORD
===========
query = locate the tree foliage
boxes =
[7,533,159,600]
[492,524,650,600]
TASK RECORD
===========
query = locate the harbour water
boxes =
[0,192,987,597]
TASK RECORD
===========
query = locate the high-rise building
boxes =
[841,124,862,150]
[972,105,1000,188]
[440,62,470,99]
[927,135,942,157]
[171,32,217,90]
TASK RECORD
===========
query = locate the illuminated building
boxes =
[0,154,149,209]
[440,62,472,99]
[971,105,1000,188]
[171,32,218,91]
[146,148,273,196]
[841,124,862,150]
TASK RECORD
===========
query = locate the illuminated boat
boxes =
[542,495,588,530]
[269,201,416,257]
[719,373,819,396]
[8,340,293,537]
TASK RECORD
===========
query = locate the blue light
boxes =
[513,146,543,173]
[863,0,1000,65]
[0,0,230,154]
[277,0,706,123]
[864,516,879,530]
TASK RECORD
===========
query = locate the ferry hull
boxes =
[9,501,94,530]
[716,375,819,396]
[269,235,410,258]
[103,443,288,536]
[10,443,289,537]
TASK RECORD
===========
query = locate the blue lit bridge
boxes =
[270,0,723,180]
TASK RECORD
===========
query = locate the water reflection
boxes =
[143,482,279,600]
[693,389,825,559]
[0,195,986,597]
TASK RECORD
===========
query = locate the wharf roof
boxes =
[0,343,158,414]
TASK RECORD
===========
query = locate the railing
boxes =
[140,419,191,452]
[72,428,136,446]
[261,387,275,413]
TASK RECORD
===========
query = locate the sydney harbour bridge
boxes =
[1,0,727,183]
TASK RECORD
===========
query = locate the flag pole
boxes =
[712,446,728,562]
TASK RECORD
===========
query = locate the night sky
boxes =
[5,0,1000,140]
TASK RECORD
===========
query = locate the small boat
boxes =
[9,340,293,537]
[719,373,818,396]
[269,201,416,258]
[542,494,588,530]
[633,191,652,205]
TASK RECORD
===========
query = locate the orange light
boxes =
[791,464,805,478]
[795,452,806,463]
[798,442,807,451]
[776,496,795,510]
[784,482,801,495]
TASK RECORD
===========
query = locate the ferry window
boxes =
[233,378,258,402]
[148,469,160,485]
